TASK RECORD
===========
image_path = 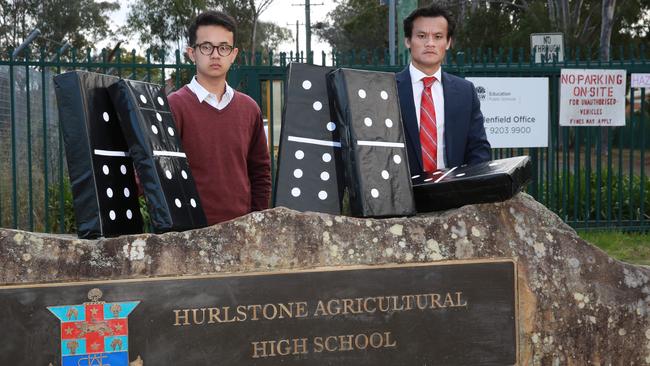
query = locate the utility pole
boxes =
[287,20,305,57]
[388,0,396,65]
[292,0,323,63]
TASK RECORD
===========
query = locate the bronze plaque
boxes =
[0,260,517,365]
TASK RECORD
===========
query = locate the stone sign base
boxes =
[1,193,649,364]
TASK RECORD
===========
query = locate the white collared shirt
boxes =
[187,76,234,110]
[409,63,446,169]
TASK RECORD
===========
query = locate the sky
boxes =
[107,0,338,62]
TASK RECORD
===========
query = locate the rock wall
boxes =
[1,193,649,364]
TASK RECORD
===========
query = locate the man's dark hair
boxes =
[403,3,456,40]
[187,11,237,46]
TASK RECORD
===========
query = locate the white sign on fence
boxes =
[530,33,564,63]
[631,73,650,88]
[559,69,627,126]
[467,77,549,148]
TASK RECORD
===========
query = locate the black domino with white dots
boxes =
[273,63,345,214]
[109,79,207,233]
[328,68,415,217]
[412,156,532,212]
[53,71,143,238]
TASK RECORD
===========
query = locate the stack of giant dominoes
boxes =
[54,71,207,238]
[273,63,530,217]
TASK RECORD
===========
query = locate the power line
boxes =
[291,0,323,63]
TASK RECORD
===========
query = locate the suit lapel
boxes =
[396,69,423,172]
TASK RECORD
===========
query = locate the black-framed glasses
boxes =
[193,42,234,57]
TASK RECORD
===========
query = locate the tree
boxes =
[124,0,207,59]
[124,0,290,61]
[0,0,119,55]
[600,0,616,61]
[248,0,274,64]
[315,0,388,53]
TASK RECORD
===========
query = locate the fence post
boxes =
[40,47,50,232]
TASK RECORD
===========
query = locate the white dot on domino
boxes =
[302,80,312,90]
[320,171,330,181]
[381,170,390,179]
[151,125,158,134]
[126,209,133,220]
[393,155,401,164]
[313,101,322,111]
[456,173,466,177]
[322,153,332,163]
[295,150,305,160]
[175,198,182,208]
[358,89,366,99]
[293,169,303,178]
[326,122,336,131]
[371,188,379,198]
[380,91,388,100]
[385,118,393,128]
[139,94,147,104]
[124,187,130,197]
[102,165,109,175]
[165,170,172,179]
[291,187,301,197]
[181,170,188,180]
[318,191,328,200]
[120,165,127,175]
[364,117,372,127]
[109,210,116,220]
[102,112,110,122]
[190,198,197,208]
[167,127,175,136]
[156,113,162,122]
[157,96,164,106]
[106,188,113,198]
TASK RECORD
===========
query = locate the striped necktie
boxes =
[420,76,437,171]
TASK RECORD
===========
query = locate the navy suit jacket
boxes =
[396,67,491,175]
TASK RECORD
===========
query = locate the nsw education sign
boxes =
[467,77,549,148]
[559,69,626,126]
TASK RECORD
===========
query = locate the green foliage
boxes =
[546,171,650,222]
[315,0,388,53]
[124,0,291,59]
[444,0,637,52]
[0,0,119,55]
[578,230,650,265]
[108,48,165,82]
[46,177,152,235]
[47,177,76,234]
[124,0,208,58]
[139,196,152,233]
[256,21,293,52]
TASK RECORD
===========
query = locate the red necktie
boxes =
[420,76,437,172]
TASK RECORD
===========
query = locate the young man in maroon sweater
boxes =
[168,11,271,225]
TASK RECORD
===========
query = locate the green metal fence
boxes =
[0,46,647,233]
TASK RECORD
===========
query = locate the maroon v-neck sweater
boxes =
[168,86,271,225]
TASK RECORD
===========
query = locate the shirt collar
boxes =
[188,76,234,103]
[409,63,442,85]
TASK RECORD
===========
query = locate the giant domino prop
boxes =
[412,156,532,212]
[54,71,144,239]
[273,63,345,214]
[328,68,416,218]
[108,79,207,233]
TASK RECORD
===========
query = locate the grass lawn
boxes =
[578,230,650,266]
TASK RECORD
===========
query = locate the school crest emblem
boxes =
[48,288,140,366]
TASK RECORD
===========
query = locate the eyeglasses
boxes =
[193,42,234,57]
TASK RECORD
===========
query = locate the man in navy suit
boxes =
[397,4,491,176]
